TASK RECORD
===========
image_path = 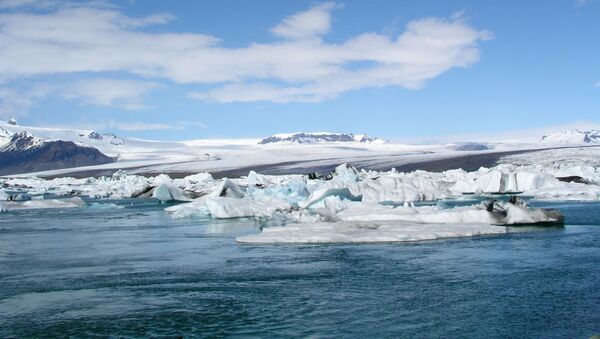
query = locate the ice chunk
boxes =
[11,193,32,201]
[0,197,86,211]
[323,196,347,214]
[152,183,190,202]
[501,202,564,225]
[331,163,359,184]
[165,197,211,218]
[89,202,124,209]
[360,177,424,204]
[514,172,559,191]
[237,221,506,244]
[205,197,291,218]
[247,177,310,206]
[176,172,214,194]
[208,179,245,199]
[335,200,563,226]
[298,183,361,209]
[180,172,213,185]
[475,170,503,193]
[247,171,271,186]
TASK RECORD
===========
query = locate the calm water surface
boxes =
[1,199,599,337]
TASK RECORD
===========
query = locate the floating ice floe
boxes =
[236,199,563,244]
[237,221,507,244]
[88,202,124,209]
[0,197,86,211]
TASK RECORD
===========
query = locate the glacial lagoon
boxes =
[1,199,599,337]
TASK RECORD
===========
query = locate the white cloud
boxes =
[0,3,492,104]
[270,2,337,40]
[0,0,53,9]
[61,78,161,110]
[192,16,493,102]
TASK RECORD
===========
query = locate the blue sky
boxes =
[0,0,598,141]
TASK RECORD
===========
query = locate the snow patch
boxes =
[540,129,600,144]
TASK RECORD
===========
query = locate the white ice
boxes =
[0,197,86,211]
[237,221,507,244]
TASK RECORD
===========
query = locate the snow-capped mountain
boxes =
[0,131,45,153]
[0,120,123,150]
[259,132,388,145]
[540,129,600,144]
[0,131,115,176]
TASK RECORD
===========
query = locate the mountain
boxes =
[259,132,388,145]
[0,120,123,151]
[540,129,600,144]
[0,132,115,176]
[453,143,492,151]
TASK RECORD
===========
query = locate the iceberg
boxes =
[205,197,291,218]
[165,197,211,218]
[151,182,190,202]
[298,184,361,209]
[208,178,245,199]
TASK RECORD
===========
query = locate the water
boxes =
[1,200,599,337]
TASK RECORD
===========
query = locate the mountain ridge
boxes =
[259,132,388,145]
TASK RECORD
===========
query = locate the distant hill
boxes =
[0,132,115,176]
[259,132,388,145]
[540,129,600,144]
[453,143,492,151]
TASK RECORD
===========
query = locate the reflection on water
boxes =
[0,199,599,337]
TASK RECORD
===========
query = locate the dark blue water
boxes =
[1,200,599,337]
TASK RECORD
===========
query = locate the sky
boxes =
[0,0,598,141]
